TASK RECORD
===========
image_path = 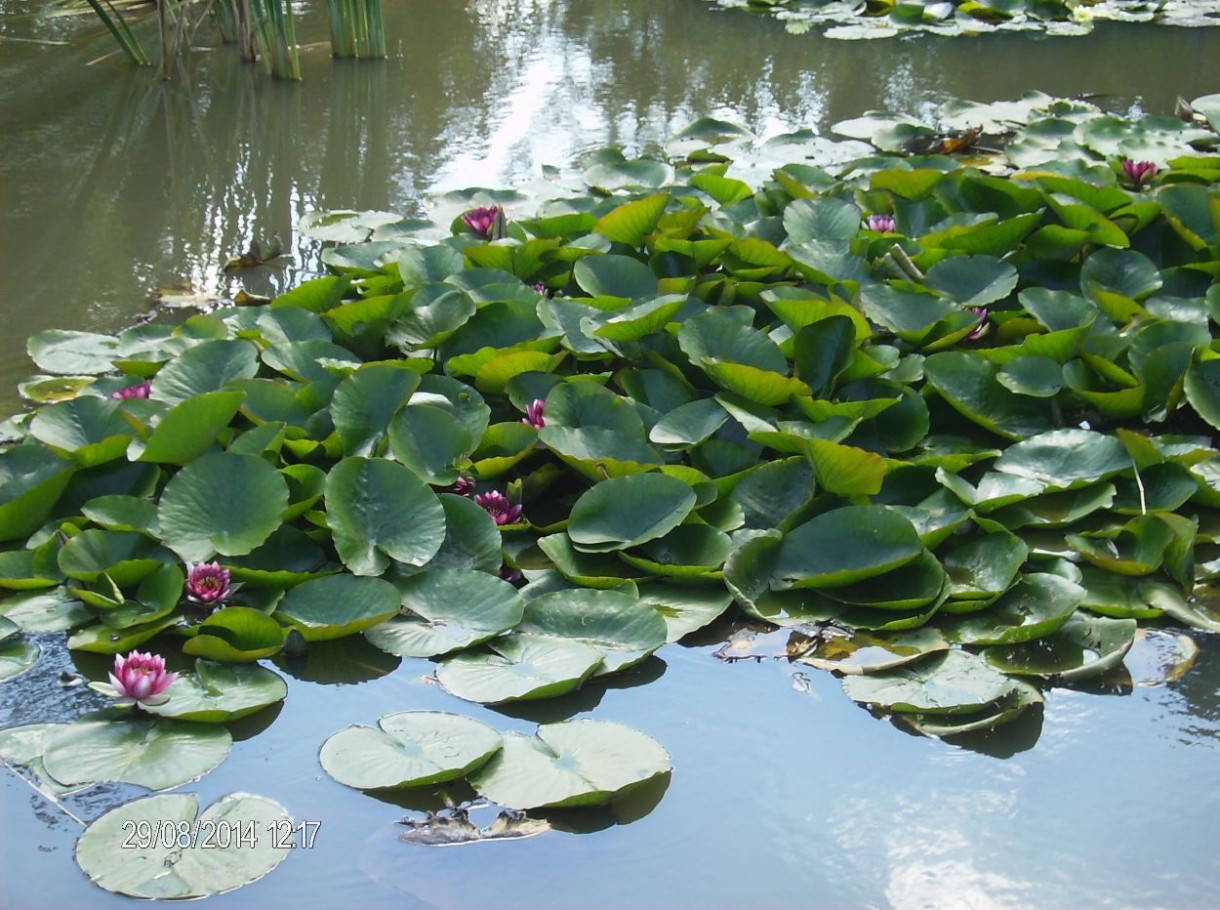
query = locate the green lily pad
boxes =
[364,569,524,658]
[821,550,947,610]
[992,428,1131,488]
[619,524,732,579]
[518,588,668,673]
[133,390,246,466]
[841,648,1019,716]
[0,589,92,631]
[274,574,401,642]
[772,505,924,589]
[469,719,671,810]
[42,716,232,790]
[142,661,288,723]
[182,607,287,662]
[924,255,1018,307]
[419,493,503,574]
[158,453,289,562]
[535,533,647,589]
[0,445,76,542]
[436,633,604,704]
[57,529,171,588]
[538,426,662,479]
[387,404,474,486]
[924,352,1054,440]
[27,396,132,467]
[324,457,446,575]
[319,711,502,790]
[75,792,290,899]
[330,362,421,456]
[940,574,1085,645]
[800,627,950,675]
[982,613,1137,681]
[573,254,659,300]
[896,679,1043,738]
[941,529,1029,598]
[568,474,697,553]
[0,633,40,681]
[150,339,260,406]
[638,583,734,643]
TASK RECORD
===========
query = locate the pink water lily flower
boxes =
[475,490,523,525]
[865,214,896,233]
[110,381,151,400]
[1121,160,1158,188]
[462,205,503,239]
[186,562,231,605]
[447,475,475,497]
[522,399,546,429]
[106,650,177,707]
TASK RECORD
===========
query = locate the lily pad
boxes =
[771,505,924,589]
[75,792,290,899]
[274,574,401,642]
[436,633,604,704]
[518,588,668,673]
[142,661,288,723]
[568,474,697,553]
[0,633,39,681]
[842,648,1020,716]
[182,607,287,662]
[800,627,950,675]
[364,569,524,658]
[469,719,671,809]
[42,716,232,790]
[940,574,1084,645]
[897,679,1043,738]
[982,613,1137,681]
[157,453,289,562]
[324,457,446,575]
[319,711,502,789]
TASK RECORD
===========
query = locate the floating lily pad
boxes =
[0,445,76,543]
[274,574,400,642]
[568,474,697,553]
[42,715,232,790]
[182,607,287,662]
[800,627,950,675]
[75,792,290,899]
[469,719,671,810]
[330,362,421,456]
[436,634,604,704]
[940,574,1085,645]
[896,679,1043,738]
[619,524,732,579]
[638,583,734,643]
[319,711,502,789]
[771,505,924,589]
[518,588,668,673]
[158,452,289,562]
[842,648,1020,716]
[324,456,446,574]
[142,661,288,723]
[364,569,524,658]
[982,613,1137,681]
[0,626,39,681]
[992,428,1131,488]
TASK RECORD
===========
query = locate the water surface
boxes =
[2,3,1220,908]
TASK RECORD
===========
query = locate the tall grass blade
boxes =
[362,0,384,59]
[82,0,149,64]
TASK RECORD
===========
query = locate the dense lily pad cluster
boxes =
[3,96,1220,892]
[704,0,1220,38]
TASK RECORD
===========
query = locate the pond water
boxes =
[3,2,1220,908]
